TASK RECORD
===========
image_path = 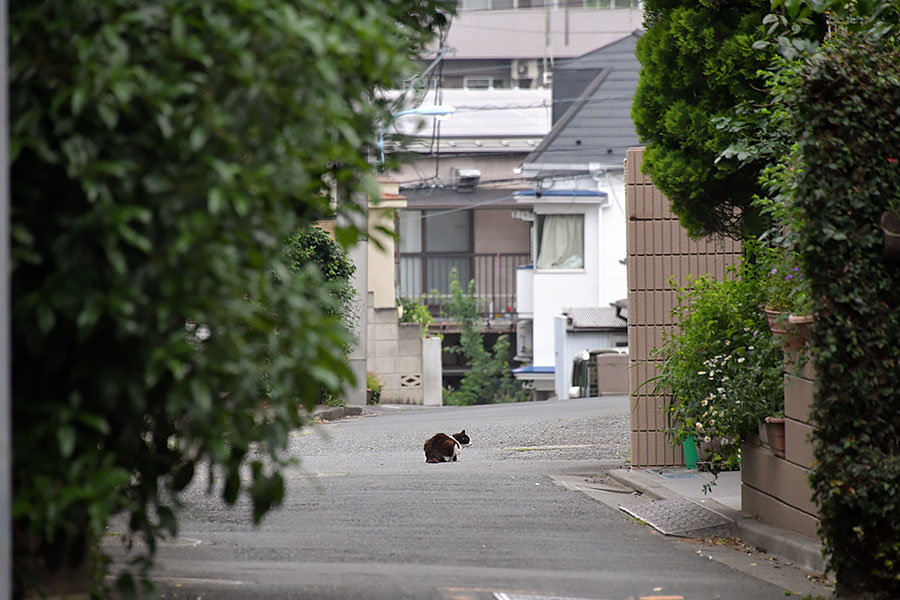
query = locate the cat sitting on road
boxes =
[423,430,470,463]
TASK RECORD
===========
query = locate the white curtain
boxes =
[536,215,584,269]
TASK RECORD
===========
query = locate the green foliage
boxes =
[398,296,434,336]
[633,0,776,239]
[366,372,383,405]
[9,0,452,595]
[284,226,357,323]
[443,270,527,406]
[646,257,783,473]
[788,30,900,598]
[760,245,812,315]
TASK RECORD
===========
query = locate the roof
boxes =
[402,187,532,210]
[522,32,642,171]
[386,89,552,151]
[512,365,554,374]
[563,306,627,330]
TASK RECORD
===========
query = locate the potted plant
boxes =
[643,258,784,478]
[880,208,900,262]
[762,415,786,457]
[762,247,813,351]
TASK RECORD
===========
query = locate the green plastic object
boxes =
[682,436,699,470]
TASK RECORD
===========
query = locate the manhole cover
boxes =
[619,497,734,537]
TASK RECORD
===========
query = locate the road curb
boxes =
[311,405,365,422]
[606,469,827,575]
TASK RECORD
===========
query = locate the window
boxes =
[536,214,584,269]
[463,76,514,90]
[399,210,472,296]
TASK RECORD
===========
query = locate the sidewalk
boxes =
[607,468,826,574]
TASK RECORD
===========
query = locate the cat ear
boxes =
[460,430,466,434]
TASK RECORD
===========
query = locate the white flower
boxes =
[698,371,706,375]
[737,357,745,363]
[695,422,703,430]
[701,399,708,406]
[704,436,711,443]
[748,346,754,351]
[717,387,726,394]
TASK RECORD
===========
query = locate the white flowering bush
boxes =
[645,256,784,472]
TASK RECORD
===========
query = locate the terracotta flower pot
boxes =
[764,416,786,458]
[764,309,812,351]
[881,209,900,261]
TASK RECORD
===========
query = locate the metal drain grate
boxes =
[619,497,735,537]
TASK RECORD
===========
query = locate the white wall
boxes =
[531,202,599,366]
[595,173,628,307]
[526,173,628,369]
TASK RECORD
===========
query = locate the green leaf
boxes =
[57,425,76,458]
[208,188,226,215]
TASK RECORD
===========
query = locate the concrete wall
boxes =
[625,148,742,467]
[741,352,820,540]
[367,296,442,405]
[368,199,404,309]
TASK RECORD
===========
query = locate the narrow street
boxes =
[111,397,825,599]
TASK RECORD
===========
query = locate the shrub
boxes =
[366,372,383,405]
[398,296,434,336]
[9,0,452,595]
[633,0,776,239]
[443,270,527,405]
[646,256,783,473]
[790,29,900,598]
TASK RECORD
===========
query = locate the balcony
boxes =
[398,252,531,319]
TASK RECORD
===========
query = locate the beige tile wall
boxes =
[625,148,742,467]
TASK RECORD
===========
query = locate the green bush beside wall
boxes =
[792,31,900,598]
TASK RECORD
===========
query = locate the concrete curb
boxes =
[311,405,365,422]
[607,469,827,574]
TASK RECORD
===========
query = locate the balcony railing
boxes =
[398,252,531,318]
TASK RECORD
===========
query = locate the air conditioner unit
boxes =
[511,59,539,82]
[452,168,481,191]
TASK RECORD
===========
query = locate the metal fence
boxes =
[398,252,531,318]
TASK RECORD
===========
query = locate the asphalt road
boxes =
[107,397,816,600]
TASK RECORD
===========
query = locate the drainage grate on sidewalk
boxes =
[619,497,735,538]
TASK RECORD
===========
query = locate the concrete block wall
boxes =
[741,352,820,540]
[367,300,424,404]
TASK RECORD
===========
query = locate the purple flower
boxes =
[785,274,793,280]
[770,268,777,275]
[793,266,799,272]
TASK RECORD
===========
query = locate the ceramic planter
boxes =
[764,308,812,351]
[881,209,900,261]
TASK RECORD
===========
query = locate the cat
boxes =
[423,430,470,463]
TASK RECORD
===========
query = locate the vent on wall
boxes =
[452,168,481,192]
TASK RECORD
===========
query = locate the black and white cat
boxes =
[423,430,470,463]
